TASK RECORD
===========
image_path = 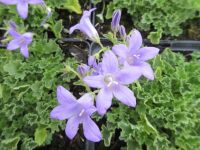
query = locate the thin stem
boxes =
[66,66,91,92]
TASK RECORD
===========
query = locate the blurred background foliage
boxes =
[93,0,200,44]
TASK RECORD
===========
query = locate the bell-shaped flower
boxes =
[0,0,44,19]
[50,86,102,142]
[83,51,141,115]
[111,10,121,33]
[7,21,33,58]
[112,30,159,80]
[69,8,100,43]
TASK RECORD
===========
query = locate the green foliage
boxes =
[0,0,81,149]
[106,0,200,43]
[102,49,200,150]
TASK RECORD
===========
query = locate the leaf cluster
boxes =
[106,0,200,43]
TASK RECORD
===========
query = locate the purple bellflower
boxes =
[7,21,33,58]
[0,0,44,19]
[50,86,102,142]
[112,30,159,80]
[111,10,121,33]
[83,50,141,115]
[69,8,100,43]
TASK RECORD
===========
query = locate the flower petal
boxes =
[113,85,136,107]
[83,75,104,88]
[139,47,159,61]
[139,62,155,80]
[83,116,102,142]
[50,104,79,120]
[102,50,119,73]
[0,0,17,4]
[69,24,81,34]
[78,93,94,109]
[116,66,141,85]
[96,88,113,115]
[82,8,96,18]
[128,30,142,54]
[20,44,29,58]
[65,117,80,139]
[112,44,129,59]
[29,0,44,4]
[7,39,20,50]
[17,1,28,19]
[9,29,21,38]
[57,86,77,105]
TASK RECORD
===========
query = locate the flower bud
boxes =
[77,64,90,77]
[119,25,126,40]
[111,10,121,33]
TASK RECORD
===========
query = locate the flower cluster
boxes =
[51,8,159,142]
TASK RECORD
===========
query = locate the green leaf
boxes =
[1,137,20,150]
[147,29,163,44]
[63,0,82,14]
[51,20,63,38]
[102,125,114,147]
[34,127,47,146]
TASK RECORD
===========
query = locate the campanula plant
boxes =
[51,8,159,142]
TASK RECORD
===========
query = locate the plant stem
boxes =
[65,66,91,92]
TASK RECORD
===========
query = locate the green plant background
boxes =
[104,0,200,44]
[0,0,81,149]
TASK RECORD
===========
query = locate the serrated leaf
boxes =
[63,0,82,14]
[34,127,47,146]
[51,20,63,38]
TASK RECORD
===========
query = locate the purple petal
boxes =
[29,0,44,4]
[17,2,28,19]
[22,32,33,44]
[138,47,159,61]
[7,39,20,50]
[82,8,96,18]
[113,85,136,107]
[77,64,90,77]
[0,0,17,4]
[139,62,154,80]
[57,86,77,105]
[116,66,141,85]
[65,117,80,139]
[83,116,102,142]
[102,50,119,73]
[20,44,29,58]
[112,44,129,59]
[78,93,94,109]
[129,30,142,54]
[88,55,97,67]
[86,106,97,116]
[96,88,113,115]
[50,104,79,120]
[69,24,81,34]
[9,29,21,38]
[83,75,104,88]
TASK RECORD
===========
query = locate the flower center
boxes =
[104,74,118,87]
[78,109,85,117]
[18,38,26,46]
[126,54,140,65]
